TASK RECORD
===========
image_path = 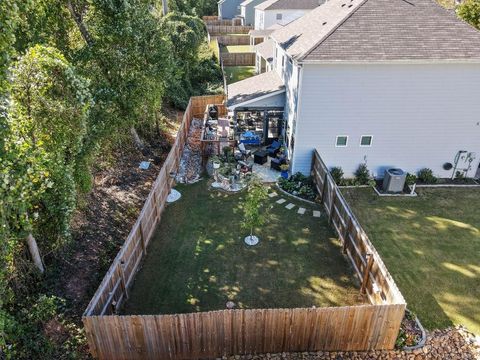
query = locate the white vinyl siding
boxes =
[292,63,480,178]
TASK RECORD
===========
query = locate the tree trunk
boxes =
[27,233,45,273]
[162,0,169,16]
[66,1,93,46]
[130,127,145,151]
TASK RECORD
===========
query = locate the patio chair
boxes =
[270,154,287,171]
[266,140,281,157]
[234,143,251,161]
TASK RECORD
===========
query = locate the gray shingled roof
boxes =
[255,39,275,62]
[271,0,480,62]
[256,0,321,11]
[227,71,285,107]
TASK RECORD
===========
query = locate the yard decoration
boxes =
[241,177,269,246]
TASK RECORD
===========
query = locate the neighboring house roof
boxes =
[271,0,480,62]
[255,39,275,63]
[240,0,258,6]
[227,71,285,107]
[249,24,284,37]
[256,0,321,11]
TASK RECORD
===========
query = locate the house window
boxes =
[282,55,285,67]
[360,135,373,147]
[276,13,283,20]
[335,136,348,147]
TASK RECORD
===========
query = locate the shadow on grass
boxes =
[123,181,363,315]
[341,187,480,334]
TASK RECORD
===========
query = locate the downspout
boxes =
[290,63,304,173]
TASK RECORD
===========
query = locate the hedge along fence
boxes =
[311,150,405,306]
[82,94,225,318]
[221,52,256,66]
[207,25,252,35]
[82,116,406,360]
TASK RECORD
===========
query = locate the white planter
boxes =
[213,161,221,169]
[244,235,259,246]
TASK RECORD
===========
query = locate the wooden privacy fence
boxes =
[82,117,406,360]
[207,25,252,35]
[216,34,250,45]
[84,304,405,360]
[204,19,243,26]
[311,150,405,305]
[221,52,256,66]
[82,94,225,318]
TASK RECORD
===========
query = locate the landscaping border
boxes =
[275,183,318,206]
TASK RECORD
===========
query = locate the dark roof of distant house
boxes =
[270,0,480,62]
[256,0,321,11]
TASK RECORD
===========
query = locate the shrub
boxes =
[406,173,417,186]
[417,168,437,184]
[354,163,371,185]
[278,173,317,201]
[330,167,344,186]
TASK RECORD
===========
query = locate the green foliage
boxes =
[0,0,21,94]
[406,173,417,186]
[417,168,437,184]
[278,172,317,201]
[457,0,480,29]
[241,178,269,236]
[168,0,218,17]
[354,163,371,185]
[330,166,345,186]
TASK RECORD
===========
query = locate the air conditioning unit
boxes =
[382,168,406,193]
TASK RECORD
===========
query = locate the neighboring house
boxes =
[240,0,266,26]
[218,0,243,19]
[248,23,283,45]
[227,0,480,178]
[255,38,275,73]
[254,0,322,30]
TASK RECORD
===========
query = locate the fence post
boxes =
[329,186,336,223]
[361,253,374,294]
[343,217,352,254]
[139,220,147,255]
[119,260,129,300]
[321,173,328,204]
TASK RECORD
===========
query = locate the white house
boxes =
[254,0,321,30]
[239,0,265,26]
[227,0,480,179]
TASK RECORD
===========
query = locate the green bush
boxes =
[330,167,344,186]
[417,168,437,184]
[406,173,417,186]
[354,163,371,185]
[278,173,317,201]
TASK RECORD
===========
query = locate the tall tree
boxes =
[457,0,480,29]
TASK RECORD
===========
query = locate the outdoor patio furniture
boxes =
[266,140,281,157]
[271,155,287,171]
[234,143,251,161]
[254,150,268,165]
[240,131,261,146]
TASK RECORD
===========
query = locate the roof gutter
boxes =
[296,59,480,65]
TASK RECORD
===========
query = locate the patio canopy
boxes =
[226,71,285,110]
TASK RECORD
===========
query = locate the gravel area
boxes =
[222,327,480,360]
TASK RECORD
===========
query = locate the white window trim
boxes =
[360,135,373,147]
[335,135,348,147]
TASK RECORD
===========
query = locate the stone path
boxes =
[268,191,321,218]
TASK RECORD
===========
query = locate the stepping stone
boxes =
[297,207,306,215]
[285,203,295,210]
[268,192,278,198]
[276,198,286,204]
[313,210,321,218]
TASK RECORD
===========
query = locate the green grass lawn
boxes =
[123,181,362,315]
[223,66,256,84]
[221,45,254,53]
[341,187,480,334]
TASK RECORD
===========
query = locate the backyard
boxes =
[224,66,256,84]
[341,187,480,334]
[123,180,363,315]
[221,44,253,53]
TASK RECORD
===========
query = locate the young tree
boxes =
[241,178,269,246]
[457,0,480,29]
